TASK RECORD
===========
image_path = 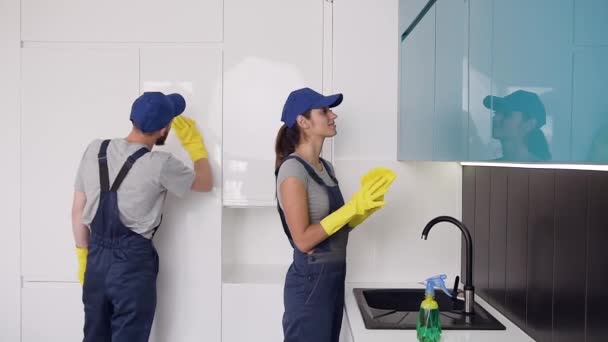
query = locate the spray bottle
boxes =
[417,274,452,342]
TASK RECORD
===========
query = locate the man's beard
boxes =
[155,131,169,146]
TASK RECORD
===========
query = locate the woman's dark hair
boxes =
[526,128,552,161]
[275,110,311,169]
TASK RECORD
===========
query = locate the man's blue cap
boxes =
[130,92,186,133]
[281,87,343,128]
[483,90,546,127]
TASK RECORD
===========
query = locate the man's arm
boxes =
[171,115,213,193]
[191,158,213,192]
[72,191,89,247]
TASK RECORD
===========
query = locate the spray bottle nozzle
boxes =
[423,274,455,298]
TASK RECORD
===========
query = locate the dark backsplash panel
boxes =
[462,166,608,342]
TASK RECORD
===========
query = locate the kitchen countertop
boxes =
[344,282,534,342]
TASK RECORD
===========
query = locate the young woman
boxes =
[485,90,551,161]
[274,87,395,341]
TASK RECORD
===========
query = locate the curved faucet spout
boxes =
[421,215,475,314]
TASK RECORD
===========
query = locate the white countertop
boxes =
[344,282,534,342]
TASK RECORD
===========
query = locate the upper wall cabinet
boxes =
[21,0,222,42]
[398,0,467,161]
[223,0,324,206]
[398,0,608,163]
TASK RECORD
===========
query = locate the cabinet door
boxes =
[21,47,139,280]
[571,0,608,163]
[467,0,495,161]
[398,0,468,161]
[434,0,468,160]
[399,0,608,164]
[223,0,323,206]
[571,50,608,163]
[140,47,223,342]
[398,0,436,160]
[22,283,84,342]
[222,284,284,341]
[21,0,222,42]
[482,0,573,162]
[222,283,353,341]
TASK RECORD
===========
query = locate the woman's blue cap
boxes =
[281,87,343,128]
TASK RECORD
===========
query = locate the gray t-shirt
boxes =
[276,154,337,225]
[75,138,195,239]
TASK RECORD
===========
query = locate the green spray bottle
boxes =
[417,275,451,342]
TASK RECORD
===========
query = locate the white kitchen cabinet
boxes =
[20,47,140,280]
[222,264,354,342]
[0,1,22,340]
[22,282,84,342]
[21,0,222,42]
[140,47,223,342]
[222,283,285,342]
[223,0,324,206]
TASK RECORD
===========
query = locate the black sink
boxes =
[354,288,506,330]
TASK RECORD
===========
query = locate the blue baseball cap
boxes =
[483,90,546,127]
[130,92,186,133]
[281,88,343,128]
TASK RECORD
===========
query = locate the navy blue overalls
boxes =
[83,140,159,342]
[276,155,350,342]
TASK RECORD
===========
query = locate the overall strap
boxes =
[110,147,150,192]
[97,140,111,192]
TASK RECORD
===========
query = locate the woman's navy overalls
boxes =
[276,155,350,342]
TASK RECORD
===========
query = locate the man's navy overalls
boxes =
[83,139,159,342]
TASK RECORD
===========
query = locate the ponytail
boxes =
[526,128,552,161]
[275,124,301,169]
[274,110,311,169]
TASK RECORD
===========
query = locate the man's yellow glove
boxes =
[171,115,208,161]
[320,174,390,236]
[76,247,88,285]
[349,167,397,228]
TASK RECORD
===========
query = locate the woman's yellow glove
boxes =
[349,167,397,228]
[76,247,88,285]
[171,115,208,161]
[320,173,392,236]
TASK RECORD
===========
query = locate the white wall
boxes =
[0,0,21,340]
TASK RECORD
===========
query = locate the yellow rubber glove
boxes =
[76,247,88,285]
[171,115,208,161]
[320,174,390,236]
[349,167,397,228]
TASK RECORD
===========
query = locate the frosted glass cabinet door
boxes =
[433,0,468,160]
[398,0,468,161]
[398,0,608,164]
[223,0,323,206]
[398,1,436,160]
[571,50,608,163]
[20,48,139,280]
[469,0,608,163]
[571,0,608,163]
[467,0,495,161]
[473,0,573,163]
